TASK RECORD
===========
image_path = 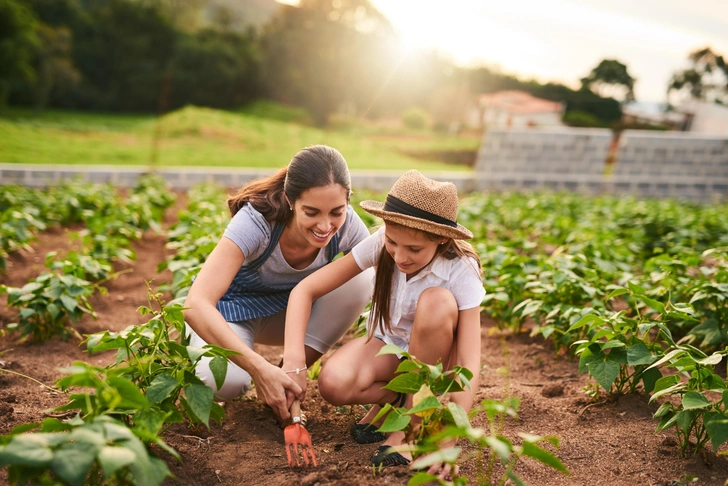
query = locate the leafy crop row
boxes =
[1,175,176,342]
[467,191,728,456]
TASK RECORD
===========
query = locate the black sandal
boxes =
[351,423,386,444]
[371,445,411,466]
[352,393,406,443]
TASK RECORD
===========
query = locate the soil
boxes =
[2,195,728,486]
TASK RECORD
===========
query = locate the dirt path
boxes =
[2,204,728,485]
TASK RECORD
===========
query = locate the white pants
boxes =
[187,268,374,401]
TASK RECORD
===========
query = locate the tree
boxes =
[0,0,38,106]
[668,47,728,105]
[168,29,261,109]
[32,23,81,112]
[259,0,395,126]
[580,59,636,103]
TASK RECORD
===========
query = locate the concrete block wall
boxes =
[475,128,612,176]
[615,131,728,179]
[473,128,728,201]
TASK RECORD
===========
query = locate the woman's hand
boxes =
[251,362,303,421]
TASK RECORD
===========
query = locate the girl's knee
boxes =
[318,365,354,406]
[416,287,458,325]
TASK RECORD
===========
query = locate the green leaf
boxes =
[587,360,620,391]
[676,410,696,433]
[704,412,728,452]
[447,402,471,429]
[52,440,99,486]
[627,281,646,295]
[627,342,656,366]
[98,446,136,479]
[682,391,711,410]
[209,356,228,392]
[186,346,207,363]
[639,295,665,314]
[484,436,511,462]
[566,313,601,333]
[410,447,461,469]
[383,373,425,394]
[521,441,569,474]
[640,367,662,394]
[60,294,78,313]
[184,384,214,427]
[146,374,179,404]
[606,287,629,300]
[377,410,411,433]
[107,377,147,410]
[376,344,409,358]
[698,353,723,366]
[396,360,421,373]
[406,396,442,416]
[408,472,441,485]
[0,434,54,467]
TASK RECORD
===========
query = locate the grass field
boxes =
[0,104,479,171]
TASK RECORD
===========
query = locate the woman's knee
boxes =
[196,357,251,402]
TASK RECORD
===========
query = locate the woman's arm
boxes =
[184,237,302,419]
[449,306,482,414]
[283,252,364,388]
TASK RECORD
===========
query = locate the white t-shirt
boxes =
[351,227,485,351]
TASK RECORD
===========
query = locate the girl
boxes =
[283,170,484,473]
[184,145,374,422]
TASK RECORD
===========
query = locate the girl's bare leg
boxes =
[318,336,401,407]
[381,287,459,454]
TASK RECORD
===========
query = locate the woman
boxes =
[184,145,373,421]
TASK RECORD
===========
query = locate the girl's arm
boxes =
[283,252,364,390]
[184,238,302,419]
[449,306,482,414]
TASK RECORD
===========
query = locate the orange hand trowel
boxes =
[284,398,318,467]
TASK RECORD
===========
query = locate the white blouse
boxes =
[351,227,485,351]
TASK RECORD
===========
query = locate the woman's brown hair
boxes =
[367,223,482,340]
[227,145,352,222]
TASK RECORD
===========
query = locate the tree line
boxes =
[1,0,724,128]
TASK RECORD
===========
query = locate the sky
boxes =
[369,0,728,102]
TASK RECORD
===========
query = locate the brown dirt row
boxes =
[1,196,728,485]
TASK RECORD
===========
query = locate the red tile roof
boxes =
[479,90,563,114]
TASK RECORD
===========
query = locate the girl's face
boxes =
[384,224,444,278]
[290,184,348,248]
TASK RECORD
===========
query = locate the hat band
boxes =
[383,195,457,228]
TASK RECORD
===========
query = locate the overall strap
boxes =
[246,223,285,271]
[327,232,340,262]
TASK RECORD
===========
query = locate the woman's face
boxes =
[384,224,444,278]
[290,184,348,248]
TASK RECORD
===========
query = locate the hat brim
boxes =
[360,200,473,240]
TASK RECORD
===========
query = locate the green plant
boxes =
[307,359,322,381]
[84,289,238,427]
[648,345,728,457]
[1,265,95,342]
[372,345,568,485]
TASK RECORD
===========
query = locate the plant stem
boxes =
[0,368,63,394]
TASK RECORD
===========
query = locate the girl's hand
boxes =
[282,360,308,400]
[417,440,459,480]
[251,362,302,421]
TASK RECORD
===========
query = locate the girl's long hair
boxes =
[227,145,352,222]
[368,222,482,340]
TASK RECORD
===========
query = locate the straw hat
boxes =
[360,170,473,240]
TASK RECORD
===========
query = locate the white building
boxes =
[469,90,565,130]
[679,100,728,136]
